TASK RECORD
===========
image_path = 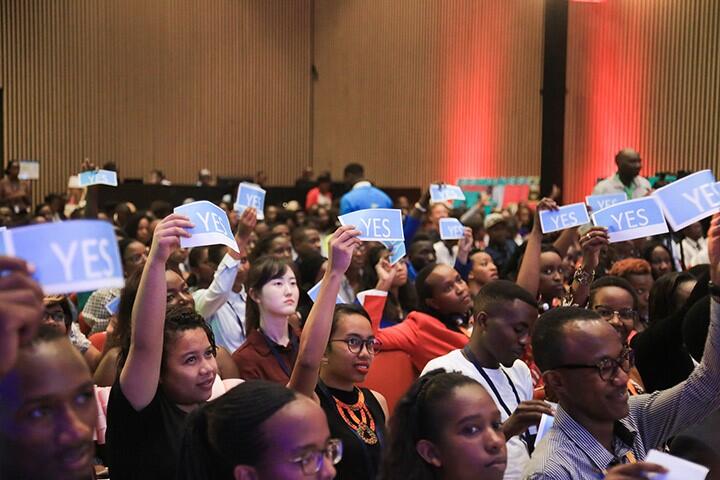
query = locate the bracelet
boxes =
[414,202,427,213]
[573,267,595,286]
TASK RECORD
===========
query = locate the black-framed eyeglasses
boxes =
[552,348,634,382]
[329,337,382,355]
[593,306,638,322]
[290,438,343,475]
[43,311,66,323]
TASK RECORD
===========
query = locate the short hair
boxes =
[588,276,639,310]
[291,225,316,249]
[317,172,331,183]
[207,244,227,266]
[532,306,602,372]
[343,163,364,177]
[473,280,537,317]
[188,246,209,269]
[249,232,287,263]
[609,258,652,278]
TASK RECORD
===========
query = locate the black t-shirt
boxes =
[316,382,386,480]
[105,381,188,480]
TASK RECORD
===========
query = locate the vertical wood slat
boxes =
[0,0,312,206]
[564,0,720,203]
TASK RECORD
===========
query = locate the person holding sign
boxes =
[591,148,652,199]
[289,225,390,480]
[0,160,32,216]
[105,213,221,480]
[523,213,720,480]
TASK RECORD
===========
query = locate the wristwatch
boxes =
[573,267,595,286]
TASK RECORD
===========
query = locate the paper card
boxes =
[645,449,709,480]
[78,169,118,187]
[585,192,627,212]
[534,412,555,448]
[105,295,120,316]
[384,240,407,265]
[174,201,239,253]
[653,170,720,231]
[307,280,346,304]
[439,217,466,240]
[338,208,404,242]
[234,182,266,221]
[592,197,669,243]
[539,203,591,234]
[0,220,124,294]
[18,160,39,180]
[430,184,466,203]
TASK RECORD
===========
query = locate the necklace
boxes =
[333,388,378,445]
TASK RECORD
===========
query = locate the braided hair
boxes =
[177,381,297,479]
[380,370,482,480]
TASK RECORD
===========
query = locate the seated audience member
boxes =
[43,295,102,372]
[484,213,517,277]
[372,263,473,372]
[250,231,293,262]
[648,271,696,323]
[231,256,300,383]
[642,241,676,280]
[178,381,339,480]
[124,211,153,245]
[609,258,654,329]
[406,236,437,280]
[0,159,32,215]
[362,243,417,326]
[681,221,707,268]
[0,326,97,480]
[306,171,333,210]
[193,208,255,353]
[339,163,392,215]
[188,246,218,290]
[0,256,44,377]
[196,168,213,187]
[289,225,389,479]
[524,217,720,479]
[380,370,507,480]
[422,280,548,480]
[467,249,499,297]
[105,214,222,480]
[537,245,565,308]
[292,225,323,257]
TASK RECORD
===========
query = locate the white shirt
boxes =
[591,173,652,198]
[193,254,248,353]
[433,240,457,266]
[681,237,707,268]
[422,349,534,480]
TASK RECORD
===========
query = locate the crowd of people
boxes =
[0,154,719,480]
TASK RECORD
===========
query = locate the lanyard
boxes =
[259,329,298,378]
[226,299,246,338]
[462,345,520,417]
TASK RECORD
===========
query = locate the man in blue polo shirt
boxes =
[339,163,393,215]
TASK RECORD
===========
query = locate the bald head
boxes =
[615,148,642,179]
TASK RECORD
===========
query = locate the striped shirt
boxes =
[523,299,720,479]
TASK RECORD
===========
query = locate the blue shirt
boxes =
[339,181,393,215]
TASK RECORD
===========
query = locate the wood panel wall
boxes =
[0,0,312,205]
[564,0,720,202]
[312,0,545,187]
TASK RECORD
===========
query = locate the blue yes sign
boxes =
[592,197,668,243]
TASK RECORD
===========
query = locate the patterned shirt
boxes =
[523,300,720,479]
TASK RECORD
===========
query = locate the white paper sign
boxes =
[430,184,466,203]
[338,208,404,242]
[539,203,591,233]
[174,201,239,253]
[645,449,709,480]
[78,169,118,187]
[439,217,465,240]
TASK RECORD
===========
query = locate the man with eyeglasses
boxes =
[524,214,720,480]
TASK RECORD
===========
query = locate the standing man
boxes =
[592,148,652,199]
[339,163,392,215]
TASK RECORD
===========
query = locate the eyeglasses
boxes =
[553,348,635,382]
[593,306,638,322]
[43,311,66,323]
[290,438,343,475]
[330,337,382,355]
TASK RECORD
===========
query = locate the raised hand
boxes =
[579,226,610,271]
[457,226,474,265]
[530,198,559,238]
[148,213,193,265]
[236,207,257,244]
[0,257,44,377]
[327,225,362,276]
[375,257,398,291]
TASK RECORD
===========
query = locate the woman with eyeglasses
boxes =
[289,226,389,479]
[178,380,340,479]
[42,295,102,371]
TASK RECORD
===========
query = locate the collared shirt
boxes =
[339,180,393,215]
[232,328,299,384]
[591,174,652,199]
[523,300,720,479]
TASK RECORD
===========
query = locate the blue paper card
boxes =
[307,280,346,304]
[234,182,266,221]
[539,203,590,234]
[78,169,118,187]
[592,197,668,243]
[174,201,239,253]
[430,184,466,203]
[0,220,124,294]
[439,218,465,240]
[105,295,120,316]
[383,240,407,265]
[585,193,627,212]
[653,170,720,231]
[338,208,404,242]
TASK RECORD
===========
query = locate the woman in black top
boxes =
[289,226,389,480]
